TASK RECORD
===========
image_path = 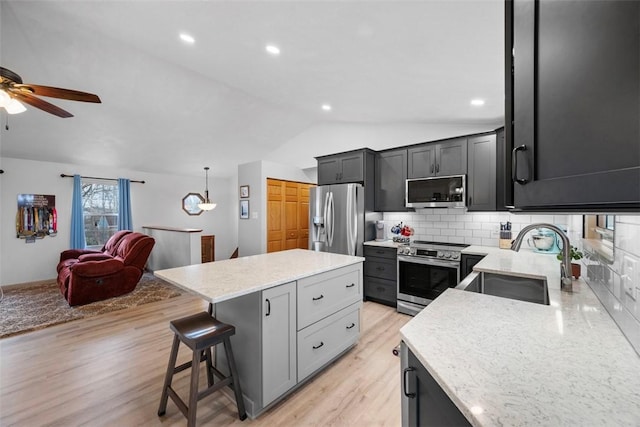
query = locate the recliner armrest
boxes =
[59,249,101,262]
[70,258,124,277]
[78,253,114,262]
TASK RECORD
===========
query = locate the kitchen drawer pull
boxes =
[313,342,324,350]
[376,286,386,292]
[312,294,324,301]
[512,144,529,185]
[403,367,416,398]
[376,266,385,271]
[346,322,356,330]
[346,283,355,288]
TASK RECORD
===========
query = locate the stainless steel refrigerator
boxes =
[309,183,380,256]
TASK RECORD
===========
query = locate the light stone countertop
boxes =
[363,240,402,249]
[154,249,364,303]
[401,246,640,426]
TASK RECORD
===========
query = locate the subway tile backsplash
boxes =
[382,210,584,247]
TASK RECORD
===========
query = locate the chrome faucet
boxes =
[510,223,573,291]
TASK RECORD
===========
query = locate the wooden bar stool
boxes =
[158,312,247,426]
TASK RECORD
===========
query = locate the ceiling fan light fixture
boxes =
[5,98,26,114]
[197,166,217,211]
[0,89,10,108]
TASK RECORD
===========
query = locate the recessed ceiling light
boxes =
[470,99,485,106]
[179,33,195,44]
[321,104,332,111]
[265,45,280,55]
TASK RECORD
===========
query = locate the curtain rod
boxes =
[60,173,145,184]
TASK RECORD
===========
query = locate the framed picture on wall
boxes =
[240,185,250,198]
[240,200,249,219]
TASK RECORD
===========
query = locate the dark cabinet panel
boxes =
[407,139,467,179]
[461,254,485,278]
[407,145,436,178]
[509,0,640,211]
[364,246,397,307]
[467,134,497,211]
[316,151,365,185]
[402,343,471,427]
[436,138,467,176]
[375,149,408,212]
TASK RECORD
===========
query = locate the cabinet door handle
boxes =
[436,164,439,174]
[468,196,472,206]
[431,164,434,174]
[313,342,324,350]
[312,294,324,301]
[346,283,355,288]
[265,298,271,316]
[512,145,529,185]
[403,367,416,398]
[346,322,356,330]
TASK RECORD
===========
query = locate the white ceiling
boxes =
[0,1,504,178]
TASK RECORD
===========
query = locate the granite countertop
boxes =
[401,246,640,426]
[155,249,364,303]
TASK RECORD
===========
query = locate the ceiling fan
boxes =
[0,66,101,118]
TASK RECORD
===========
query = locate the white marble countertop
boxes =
[363,240,402,248]
[401,246,640,426]
[154,249,364,303]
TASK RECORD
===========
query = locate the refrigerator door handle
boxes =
[346,185,357,256]
[327,191,335,247]
[323,191,330,244]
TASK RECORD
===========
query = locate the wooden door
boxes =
[298,184,310,249]
[267,179,285,253]
[267,179,315,253]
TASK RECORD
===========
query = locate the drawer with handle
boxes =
[364,245,397,260]
[364,257,397,281]
[364,277,396,306]
[297,264,361,330]
[297,301,360,382]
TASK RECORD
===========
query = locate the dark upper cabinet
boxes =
[375,149,408,212]
[467,134,497,211]
[407,138,467,179]
[317,150,374,185]
[509,0,640,211]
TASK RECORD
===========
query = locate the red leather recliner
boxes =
[57,231,155,306]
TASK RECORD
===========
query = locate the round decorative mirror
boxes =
[182,193,205,216]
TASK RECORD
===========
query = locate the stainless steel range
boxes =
[397,240,469,316]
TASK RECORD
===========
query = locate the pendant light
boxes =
[198,167,217,211]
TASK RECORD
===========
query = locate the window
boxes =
[82,182,119,247]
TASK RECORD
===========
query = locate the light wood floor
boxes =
[0,294,411,426]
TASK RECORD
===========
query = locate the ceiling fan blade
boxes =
[14,84,101,103]
[11,91,73,118]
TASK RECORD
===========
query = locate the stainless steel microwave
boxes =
[405,175,466,209]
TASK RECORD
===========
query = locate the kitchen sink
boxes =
[457,271,549,305]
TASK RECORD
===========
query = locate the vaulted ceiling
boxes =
[0,1,504,178]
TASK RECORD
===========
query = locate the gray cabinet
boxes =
[375,149,408,212]
[401,342,470,427]
[467,134,497,211]
[363,246,397,307]
[407,138,467,179]
[262,282,297,406]
[317,150,372,185]
[215,281,297,415]
[509,0,640,211]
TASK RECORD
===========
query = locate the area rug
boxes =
[0,273,181,339]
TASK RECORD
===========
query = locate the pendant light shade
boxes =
[198,166,217,211]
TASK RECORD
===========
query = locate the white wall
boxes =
[0,157,236,285]
[237,160,316,257]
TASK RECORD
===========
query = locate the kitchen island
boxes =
[155,249,365,418]
[400,247,640,426]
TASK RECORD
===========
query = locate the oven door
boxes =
[397,255,461,306]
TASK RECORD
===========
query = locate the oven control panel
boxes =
[398,245,461,260]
